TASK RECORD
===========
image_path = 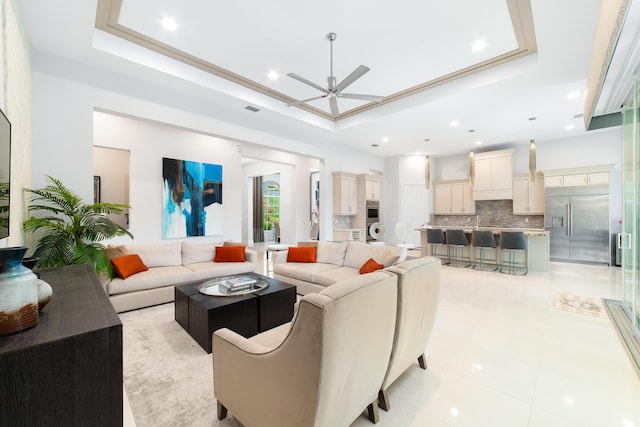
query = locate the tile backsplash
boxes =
[333,215,354,229]
[430,200,544,229]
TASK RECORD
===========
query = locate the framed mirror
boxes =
[0,108,11,239]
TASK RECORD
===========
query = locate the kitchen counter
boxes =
[418,227,550,272]
[420,226,549,236]
[333,228,367,242]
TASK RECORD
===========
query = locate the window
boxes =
[263,180,280,230]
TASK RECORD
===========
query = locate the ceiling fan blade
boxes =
[286,73,327,93]
[338,93,384,102]
[335,65,370,94]
[329,97,339,115]
[286,94,328,106]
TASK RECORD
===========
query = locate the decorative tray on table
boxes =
[197,275,269,297]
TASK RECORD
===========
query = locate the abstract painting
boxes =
[162,157,222,238]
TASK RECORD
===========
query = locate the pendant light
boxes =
[529,139,536,181]
[424,155,430,189]
[469,151,475,186]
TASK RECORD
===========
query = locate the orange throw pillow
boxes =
[111,254,149,279]
[287,246,317,263]
[359,258,383,274]
[214,245,246,262]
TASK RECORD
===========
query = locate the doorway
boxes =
[93,146,130,229]
[401,184,428,246]
[252,173,280,243]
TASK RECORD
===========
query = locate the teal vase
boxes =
[0,246,39,335]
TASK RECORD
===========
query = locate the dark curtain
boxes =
[253,176,264,242]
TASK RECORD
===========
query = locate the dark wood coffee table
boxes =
[175,273,296,353]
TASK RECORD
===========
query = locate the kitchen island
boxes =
[332,228,367,242]
[418,227,550,272]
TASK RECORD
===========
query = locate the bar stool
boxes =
[471,230,498,271]
[446,229,471,267]
[499,231,528,275]
[426,228,449,264]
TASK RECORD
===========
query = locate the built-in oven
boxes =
[366,200,380,241]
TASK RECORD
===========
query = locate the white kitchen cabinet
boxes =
[512,173,545,214]
[333,172,358,215]
[433,180,475,214]
[544,176,564,187]
[588,172,610,185]
[563,174,588,186]
[473,149,514,200]
[544,170,610,188]
[358,174,381,200]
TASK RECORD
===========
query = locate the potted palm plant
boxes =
[22,175,133,275]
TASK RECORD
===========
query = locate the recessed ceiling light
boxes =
[475,140,482,145]
[564,396,574,405]
[468,129,475,133]
[381,137,389,142]
[528,117,537,121]
[450,120,459,127]
[472,40,487,51]
[371,143,380,147]
[424,138,430,142]
[268,71,279,80]
[567,91,581,100]
[450,408,459,417]
[161,17,177,31]
[245,106,260,112]
[565,124,575,130]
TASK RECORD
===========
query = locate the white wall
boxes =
[93,146,130,228]
[93,112,244,244]
[1,0,32,247]
[384,155,431,244]
[30,53,384,246]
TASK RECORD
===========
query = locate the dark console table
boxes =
[0,264,123,427]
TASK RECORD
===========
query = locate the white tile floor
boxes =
[123,247,640,427]
[348,260,640,427]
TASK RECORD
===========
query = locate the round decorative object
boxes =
[0,246,39,335]
[36,279,53,311]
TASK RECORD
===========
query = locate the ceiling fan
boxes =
[287,32,384,116]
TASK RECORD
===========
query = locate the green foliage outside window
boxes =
[263,180,280,230]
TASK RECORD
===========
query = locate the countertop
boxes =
[418,226,549,236]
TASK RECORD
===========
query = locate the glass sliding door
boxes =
[622,76,640,336]
[622,101,634,316]
[637,77,640,333]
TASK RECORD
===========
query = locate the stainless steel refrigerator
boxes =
[545,185,610,264]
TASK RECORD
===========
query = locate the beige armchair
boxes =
[378,256,441,411]
[213,271,398,427]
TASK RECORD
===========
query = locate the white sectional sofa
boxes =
[103,242,257,313]
[272,240,408,295]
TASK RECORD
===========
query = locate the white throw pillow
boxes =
[125,243,182,268]
[182,241,221,265]
[343,241,385,269]
[316,241,348,266]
